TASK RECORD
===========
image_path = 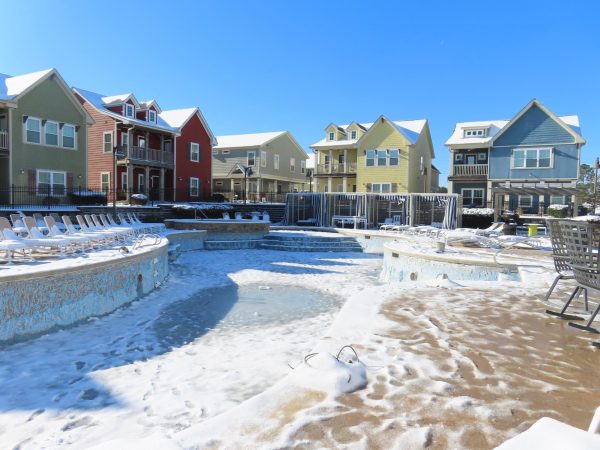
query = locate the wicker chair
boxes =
[558,220,600,336]
[544,219,588,319]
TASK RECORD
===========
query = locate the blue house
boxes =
[445,99,585,216]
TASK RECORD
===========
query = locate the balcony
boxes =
[0,131,8,153]
[452,164,488,177]
[117,145,174,167]
[315,162,357,175]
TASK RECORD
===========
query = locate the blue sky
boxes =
[3,0,599,184]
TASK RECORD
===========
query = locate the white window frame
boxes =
[137,173,145,191]
[461,188,485,207]
[261,150,267,168]
[550,195,565,205]
[121,172,128,191]
[121,132,129,148]
[512,147,553,169]
[351,130,357,140]
[61,123,76,149]
[138,136,146,148]
[366,149,376,167]
[100,172,110,193]
[247,151,256,166]
[274,154,280,170]
[464,129,486,138]
[124,104,135,118]
[301,159,306,174]
[371,182,392,193]
[328,131,335,141]
[518,195,533,208]
[454,153,463,162]
[36,169,66,196]
[477,152,486,161]
[189,177,200,197]
[148,110,157,123]
[44,120,59,146]
[25,116,41,144]
[190,142,200,162]
[290,157,295,172]
[389,149,399,166]
[103,131,113,153]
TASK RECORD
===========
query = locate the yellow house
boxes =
[310,115,436,193]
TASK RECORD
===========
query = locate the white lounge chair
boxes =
[23,217,72,255]
[44,216,93,252]
[0,217,64,257]
[0,228,34,264]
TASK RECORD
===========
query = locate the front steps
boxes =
[259,234,363,252]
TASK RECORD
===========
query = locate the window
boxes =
[464,129,486,137]
[328,131,335,141]
[454,153,463,162]
[121,172,128,191]
[462,188,484,207]
[25,117,41,144]
[337,184,344,192]
[477,152,486,161]
[103,131,113,153]
[247,151,256,166]
[351,130,357,139]
[372,183,391,193]
[138,137,146,148]
[389,149,399,166]
[519,195,533,207]
[138,173,145,191]
[37,170,66,196]
[62,124,76,149]
[44,121,59,146]
[513,148,552,169]
[550,195,565,205]
[301,159,306,174]
[121,132,129,148]
[125,104,135,118]
[366,149,375,167]
[189,177,199,197]
[190,142,200,162]
[261,150,267,167]
[100,172,110,193]
[274,154,279,170]
[148,110,156,123]
[377,150,387,166]
[290,157,295,172]
[338,154,345,164]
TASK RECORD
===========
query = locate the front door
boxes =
[150,175,160,201]
[466,155,476,165]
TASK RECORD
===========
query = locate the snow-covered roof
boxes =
[311,118,427,148]
[0,68,54,101]
[160,107,217,146]
[139,99,161,113]
[101,93,133,105]
[215,131,286,149]
[74,87,178,133]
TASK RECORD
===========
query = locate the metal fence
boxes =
[0,186,297,209]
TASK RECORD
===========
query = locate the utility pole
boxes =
[594,157,600,214]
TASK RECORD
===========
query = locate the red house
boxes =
[160,108,216,200]
[73,87,179,201]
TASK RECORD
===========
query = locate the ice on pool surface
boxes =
[154,284,342,348]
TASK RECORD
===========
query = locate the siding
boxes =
[175,113,213,200]
[12,77,88,187]
[494,105,575,147]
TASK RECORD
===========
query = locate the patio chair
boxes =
[544,219,587,320]
[0,227,35,264]
[118,213,146,234]
[63,215,109,247]
[77,215,118,243]
[23,217,73,255]
[0,217,65,257]
[99,214,135,239]
[9,214,28,236]
[49,213,67,232]
[558,220,600,334]
[33,213,49,231]
[44,216,92,252]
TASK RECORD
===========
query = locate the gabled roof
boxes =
[0,68,93,124]
[74,87,177,133]
[490,99,585,145]
[101,93,140,108]
[139,99,161,113]
[160,107,217,146]
[311,116,427,149]
[215,131,287,149]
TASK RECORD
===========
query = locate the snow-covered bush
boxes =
[462,207,494,216]
[130,193,148,205]
[547,204,569,218]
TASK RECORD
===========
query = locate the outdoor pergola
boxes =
[490,182,580,221]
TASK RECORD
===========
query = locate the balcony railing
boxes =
[316,162,357,174]
[117,145,174,166]
[453,164,488,177]
[0,131,8,151]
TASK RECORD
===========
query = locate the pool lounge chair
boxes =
[63,216,110,247]
[44,216,92,252]
[0,217,65,257]
[23,217,73,255]
[9,214,28,236]
[0,228,34,264]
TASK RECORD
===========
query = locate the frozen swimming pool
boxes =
[153,284,343,348]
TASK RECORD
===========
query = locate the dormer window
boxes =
[148,110,156,123]
[464,129,486,138]
[124,104,135,118]
[328,131,335,141]
[351,130,357,140]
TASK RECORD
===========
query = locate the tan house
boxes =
[212,131,308,201]
[310,115,435,193]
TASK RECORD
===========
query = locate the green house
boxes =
[0,68,94,206]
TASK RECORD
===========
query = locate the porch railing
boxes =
[117,146,174,165]
[0,131,8,151]
[316,162,357,174]
[453,164,488,177]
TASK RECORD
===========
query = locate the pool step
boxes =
[259,234,363,252]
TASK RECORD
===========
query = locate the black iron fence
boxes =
[0,185,296,209]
